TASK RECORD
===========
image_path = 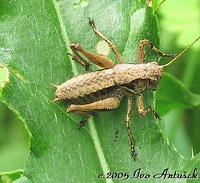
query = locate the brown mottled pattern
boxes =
[55,62,163,104]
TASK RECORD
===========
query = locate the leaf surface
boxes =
[0,0,200,182]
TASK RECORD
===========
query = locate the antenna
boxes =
[162,37,200,67]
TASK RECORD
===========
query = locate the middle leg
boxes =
[88,18,124,64]
[125,96,137,159]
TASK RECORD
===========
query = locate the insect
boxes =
[51,18,199,159]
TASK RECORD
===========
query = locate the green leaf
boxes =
[156,73,200,116]
[159,0,200,46]
[0,170,24,183]
[1,0,200,182]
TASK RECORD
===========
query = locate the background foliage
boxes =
[157,0,200,159]
[0,0,200,182]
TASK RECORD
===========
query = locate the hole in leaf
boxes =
[0,64,9,87]
[0,102,29,172]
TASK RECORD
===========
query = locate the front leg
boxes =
[137,39,176,64]
[136,93,161,120]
